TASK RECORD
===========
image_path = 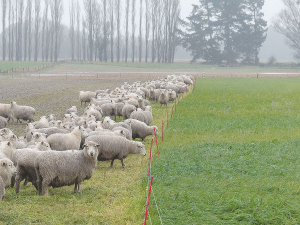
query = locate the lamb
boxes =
[0,116,7,129]
[0,103,14,122]
[158,89,169,107]
[10,101,35,123]
[86,135,146,167]
[35,141,99,195]
[79,91,96,106]
[46,126,88,151]
[122,104,136,120]
[124,119,158,141]
[0,141,14,160]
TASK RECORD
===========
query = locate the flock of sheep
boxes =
[0,74,193,200]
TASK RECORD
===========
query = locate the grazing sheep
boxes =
[35,141,99,195]
[124,119,158,141]
[86,135,146,167]
[158,90,169,107]
[47,126,88,151]
[0,116,7,129]
[0,158,16,192]
[122,104,136,120]
[0,103,14,122]
[10,101,35,123]
[130,110,148,124]
[79,91,96,106]
[0,141,14,160]
[114,102,125,120]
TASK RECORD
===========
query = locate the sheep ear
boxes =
[41,141,44,144]
[7,142,11,146]
[31,132,33,135]
[1,161,6,166]
[82,144,86,148]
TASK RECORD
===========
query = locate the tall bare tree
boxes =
[82,17,86,61]
[41,0,49,62]
[15,0,18,61]
[131,0,136,62]
[69,0,75,61]
[8,0,11,60]
[139,0,143,62]
[2,0,7,61]
[116,0,121,62]
[109,0,115,62]
[103,0,107,62]
[84,0,95,61]
[51,0,63,62]
[76,1,81,61]
[145,0,150,62]
[125,0,130,62]
[28,0,32,61]
[151,0,157,63]
[24,1,29,61]
[18,0,24,61]
[34,0,41,61]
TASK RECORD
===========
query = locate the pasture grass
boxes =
[0,61,49,72]
[148,78,300,224]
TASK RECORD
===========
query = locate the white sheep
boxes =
[0,141,14,160]
[10,101,35,123]
[122,104,136,120]
[0,103,14,122]
[0,158,16,200]
[46,126,88,151]
[35,141,99,195]
[124,119,158,141]
[0,116,7,129]
[86,135,146,168]
[158,89,169,107]
[79,91,96,106]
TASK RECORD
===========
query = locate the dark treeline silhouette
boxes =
[181,0,268,65]
[0,0,181,63]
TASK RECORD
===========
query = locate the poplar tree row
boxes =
[1,0,181,63]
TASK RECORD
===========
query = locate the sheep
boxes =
[27,141,51,151]
[112,127,132,140]
[158,89,169,107]
[102,117,116,129]
[79,91,96,106]
[14,149,45,193]
[84,108,102,121]
[66,106,78,115]
[32,116,49,129]
[168,89,177,101]
[0,103,14,122]
[114,102,125,120]
[0,141,14,160]
[144,106,153,125]
[10,101,35,123]
[35,141,99,195]
[46,114,56,121]
[86,135,146,167]
[130,110,148,124]
[100,103,116,118]
[26,127,69,143]
[26,132,48,147]
[0,116,7,129]
[86,129,126,140]
[125,99,139,108]
[0,158,16,197]
[5,134,26,149]
[122,104,136,120]
[137,97,145,110]
[124,119,158,141]
[46,126,88,151]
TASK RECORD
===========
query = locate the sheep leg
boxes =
[42,179,51,196]
[11,175,16,188]
[110,159,114,167]
[77,183,81,193]
[74,183,78,193]
[15,171,26,194]
[121,159,126,168]
[23,177,28,186]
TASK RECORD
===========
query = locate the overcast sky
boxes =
[181,0,284,25]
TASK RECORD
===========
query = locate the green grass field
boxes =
[148,78,300,224]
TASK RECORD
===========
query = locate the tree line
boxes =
[181,0,268,65]
[1,0,181,63]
